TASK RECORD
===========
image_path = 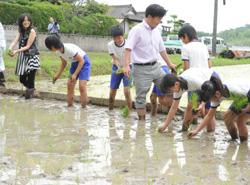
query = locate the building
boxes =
[107,4,171,35]
[107,4,144,34]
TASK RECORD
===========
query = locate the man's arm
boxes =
[160,51,176,70]
[208,59,212,68]
[123,49,131,77]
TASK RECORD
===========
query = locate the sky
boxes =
[96,0,250,33]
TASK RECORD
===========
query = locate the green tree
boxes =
[167,14,185,34]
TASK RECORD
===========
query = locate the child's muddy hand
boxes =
[170,63,176,71]
[158,125,167,133]
[187,130,197,138]
[123,66,130,77]
[8,49,15,57]
[52,76,58,84]
[70,74,77,82]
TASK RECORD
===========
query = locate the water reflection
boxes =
[0,95,249,185]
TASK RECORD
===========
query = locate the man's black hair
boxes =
[110,25,124,37]
[45,35,63,50]
[145,4,167,18]
[178,24,198,41]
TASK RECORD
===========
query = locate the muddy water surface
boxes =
[0,95,249,185]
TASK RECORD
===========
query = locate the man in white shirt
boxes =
[124,4,176,120]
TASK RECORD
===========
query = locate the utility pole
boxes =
[212,0,218,56]
[212,0,226,56]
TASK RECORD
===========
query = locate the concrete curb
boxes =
[0,87,225,120]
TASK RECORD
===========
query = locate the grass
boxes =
[229,93,248,113]
[3,51,112,82]
[2,52,250,82]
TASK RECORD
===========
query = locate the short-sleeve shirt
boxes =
[48,22,60,34]
[224,80,250,97]
[107,40,126,67]
[181,41,210,68]
[210,80,250,108]
[125,20,165,64]
[173,68,216,99]
[56,43,86,62]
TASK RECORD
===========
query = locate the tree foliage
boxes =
[167,14,185,34]
[219,25,250,46]
[0,0,117,36]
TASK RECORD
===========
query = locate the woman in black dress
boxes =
[9,13,40,99]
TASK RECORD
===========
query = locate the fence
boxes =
[4,25,111,52]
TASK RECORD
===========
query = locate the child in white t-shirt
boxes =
[107,25,132,110]
[178,24,214,131]
[45,35,91,107]
[188,79,250,142]
[158,68,221,133]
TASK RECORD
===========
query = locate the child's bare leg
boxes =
[79,80,88,108]
[182,102,193,131]
[150,93,158,116]
[224,110,239,140]
[206,108,216,132]
[67,79,76,107]
[109,89,117,110]
[236,113,250,142]
[124,87,132,110]
[206,116,216,132]
[158,95,173,108]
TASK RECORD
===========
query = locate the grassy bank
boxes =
[3,52,250,82]
[4,51,112,82]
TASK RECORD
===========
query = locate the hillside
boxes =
[219,25,250,46]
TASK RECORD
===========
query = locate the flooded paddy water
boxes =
[0,95,249,185]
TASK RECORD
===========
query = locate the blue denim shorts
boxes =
[110,65,131,89]
[152,65,170,96]
[70,55,91,80]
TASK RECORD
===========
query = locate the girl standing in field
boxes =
[9,14,40,99]
[178,24,213,131]
[45,35,91,108]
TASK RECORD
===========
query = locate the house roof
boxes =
[107,4,144,22]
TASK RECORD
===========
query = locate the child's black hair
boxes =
[110,25,124,37]
[178,24,198,41]
[199,76,229,102]
[160,74,187,94]
[45,35,63,50]
[145,4,167,18]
